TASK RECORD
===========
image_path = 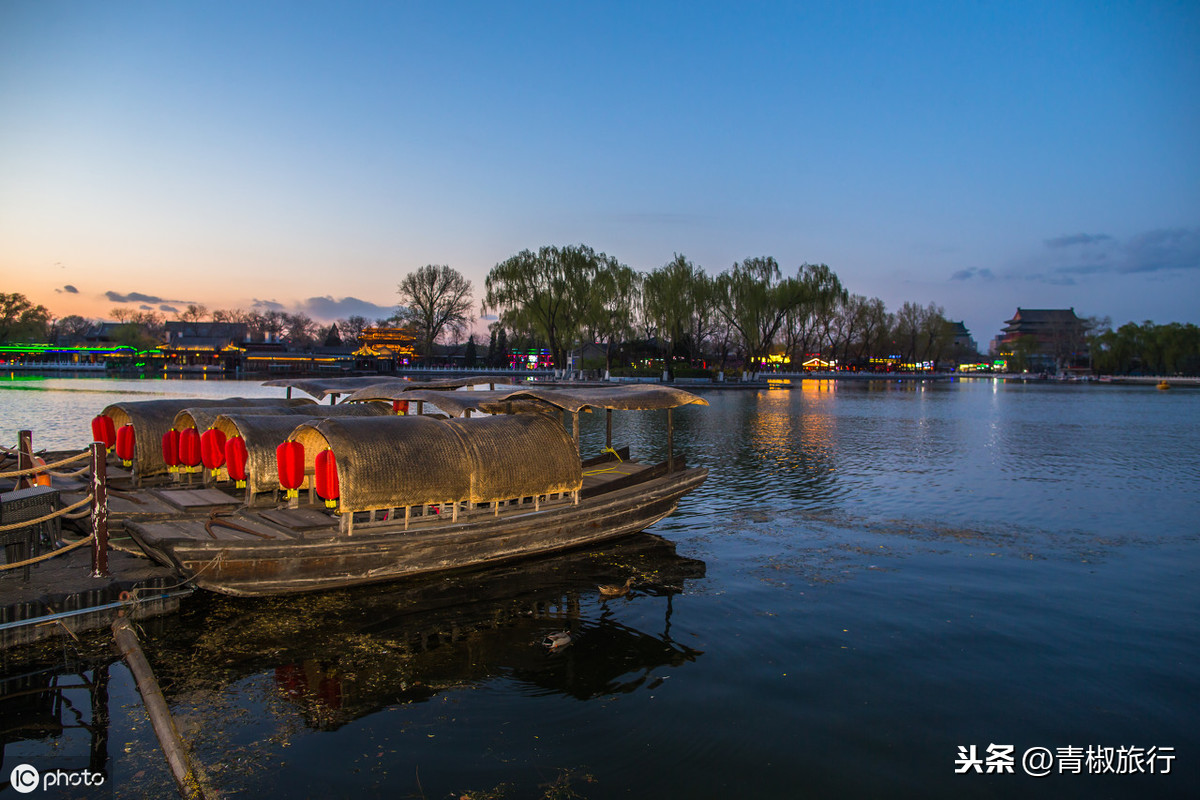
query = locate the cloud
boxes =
[298,296,396,322]
[1044,233,1113,249]
[107,290,170,304]
[138,304,155,311]
[159,304,179,313]
[251,298,286,312]
[950,267,995,281]
[1117,227,1200,274]
[1027,226,1200,284]
[56,284,79,294]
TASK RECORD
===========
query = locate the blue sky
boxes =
[2,0,1197,347]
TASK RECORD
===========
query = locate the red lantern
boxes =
[115,424,135,467]
[162,430,180,473]
[392,399,409,415]
[178,428,201,473]
[91,415,117,450]
[314,449,339,508]
[276,441,305,499]
[200,428,227,471]
[226,436,249,488]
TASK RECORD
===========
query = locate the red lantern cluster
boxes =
[392,399,409,415]
[114,424,135,468]
[162,430,180,473]
[179,428,201,473]
[276,441,305,499]
[91,415,117,451]
[314,449,339,508]
[226,436,249,488]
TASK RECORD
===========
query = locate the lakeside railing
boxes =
[0,432,110,579]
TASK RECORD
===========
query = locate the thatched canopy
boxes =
[101,397,313,480]
[343,383,708,417]
[261,376,403,401]
[288,414,581,513]
[177,402,392,433]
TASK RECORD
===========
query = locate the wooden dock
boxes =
[1,435,191,650]
[0,545,190,649]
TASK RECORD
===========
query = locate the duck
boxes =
[542,631,575,651]
[598,577,634,599]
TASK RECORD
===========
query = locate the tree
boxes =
[53,314,94,344]
[283,312,317,347]
[484,244,618,368]
[583,259,639,372]
[0,293,52,343]
[464,335,477,368]
[713,258,844,370]
[337,315,369,346]
[396,265,475,359]
[643,254,715,370]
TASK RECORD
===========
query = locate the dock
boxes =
[1,434,191,650]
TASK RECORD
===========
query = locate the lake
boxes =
[2,375,1197,798]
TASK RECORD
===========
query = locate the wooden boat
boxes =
[125,385,709,597]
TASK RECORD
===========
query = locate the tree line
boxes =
[12,244,1196,375]
[4,247,976,373]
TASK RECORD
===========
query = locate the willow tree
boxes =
[643,254,716,369]
[583,259,640,372]
[396,264,475,358]
[484,244,625,369]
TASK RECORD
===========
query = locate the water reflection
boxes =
[1,654,113,787]
[142,534,705,730]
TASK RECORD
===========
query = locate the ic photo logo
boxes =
[10,764,39,794]
[8,762,107,794]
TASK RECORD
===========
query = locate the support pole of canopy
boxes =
[330,393,338,405]
[606,409,613,450]
[572,411,580,450]
[667,408,674,473]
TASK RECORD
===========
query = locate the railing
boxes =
[0,432,109,578]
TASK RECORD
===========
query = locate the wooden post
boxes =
[606,409,613,450]
[572,411,580,450]
[113,619,210,800]
[91,442,109,578]
[667,408,674,473]
[17,429,33,490]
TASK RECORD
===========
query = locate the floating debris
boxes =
[542,631,575,651]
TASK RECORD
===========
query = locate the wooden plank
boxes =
[256,507,337,530]
[153,488,242,511]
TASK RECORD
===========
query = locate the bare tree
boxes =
[397,264,475,359]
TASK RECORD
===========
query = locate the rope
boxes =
[582,467,634,476]
[46,464,92,479]
[0,533,95,572]
[62,500,97,520]
[0,450,91,479]
[0,495,94,532]
[600,446,624,462]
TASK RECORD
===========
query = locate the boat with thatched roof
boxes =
[123,383,708,596]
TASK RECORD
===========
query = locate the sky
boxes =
[2,0,1198,348]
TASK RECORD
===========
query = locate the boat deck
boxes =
[127,459,660,550]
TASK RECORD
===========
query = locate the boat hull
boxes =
[127,466,707,596]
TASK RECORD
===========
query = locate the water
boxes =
[2,376,1198,798]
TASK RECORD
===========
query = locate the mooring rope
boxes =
[0,495,94,532]
[0,533,95,572]
[0,449,91,479]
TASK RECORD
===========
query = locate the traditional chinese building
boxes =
[352,326,417,371]
[997,308,1089,373]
